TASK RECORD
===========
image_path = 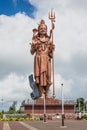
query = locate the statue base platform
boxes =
[35,97,59,105]
[23,98,74,118]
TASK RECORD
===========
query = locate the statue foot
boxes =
[49,82,52,85]
[45,92,50,99]
[47,81,52,86]
[46,95,51,99]
[40,96,44,99]
[40,93,44,99]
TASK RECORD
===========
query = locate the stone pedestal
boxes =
[24,98,74,118]
[35,98,59,105]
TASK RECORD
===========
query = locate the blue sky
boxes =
[0,0,37,18]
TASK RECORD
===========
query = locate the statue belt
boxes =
[36,52,48,55]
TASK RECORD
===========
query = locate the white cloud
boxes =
[54,74,74,99]
[0,73,32,110]
[0,13,36,77]
[0,73,29,99]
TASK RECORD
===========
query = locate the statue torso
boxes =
[35,36,50,55]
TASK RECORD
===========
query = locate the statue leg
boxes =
[39,86,44,98]
[45,86,50,99]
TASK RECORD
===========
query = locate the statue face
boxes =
[38,24,47,35]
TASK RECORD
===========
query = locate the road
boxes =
[0,120,87,130]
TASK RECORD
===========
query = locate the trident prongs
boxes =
[48,9,55,21]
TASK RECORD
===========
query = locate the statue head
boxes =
[38,20,47,36]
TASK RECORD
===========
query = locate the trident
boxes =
[48,9,56,99]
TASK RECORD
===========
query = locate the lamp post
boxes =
[32,100,34,120]
[1,98,4,113]
[85,101,87,112]
[74,101,76,112]
[61,83,64,126]
[43,90,46,123]
[79,100,80,112]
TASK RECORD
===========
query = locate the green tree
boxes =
[76,97,85,111]
[0,112,3,118]
[8,106,15,114]
[7,101,17,114]
[16,108,22,114]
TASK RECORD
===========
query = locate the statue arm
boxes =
[30,45,35,55]
[49,23,55,58]
[49,22,55,39]
[30,38,37,55]
[48,40,55,58]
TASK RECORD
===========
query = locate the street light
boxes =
[43,90,46,123]
[32,100,34,120]
[79,100,80,112]
[1,98,4,113]
[61,83,64,126]
[74,101,77,112]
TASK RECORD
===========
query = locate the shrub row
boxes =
[82,114,87,120]
[0,117,40,121]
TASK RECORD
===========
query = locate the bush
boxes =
[34,117,40,121]
[0,113,3,118]
[25,117,30,121]
[0,116,40,121]
[18,118,25,121]
[82,114,87,120]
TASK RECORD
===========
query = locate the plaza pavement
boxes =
[0,119,87,130]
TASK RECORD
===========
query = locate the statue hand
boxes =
[52,22,55,30]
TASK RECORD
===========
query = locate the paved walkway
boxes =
[0,120,87,130]
[3,122,10,130]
